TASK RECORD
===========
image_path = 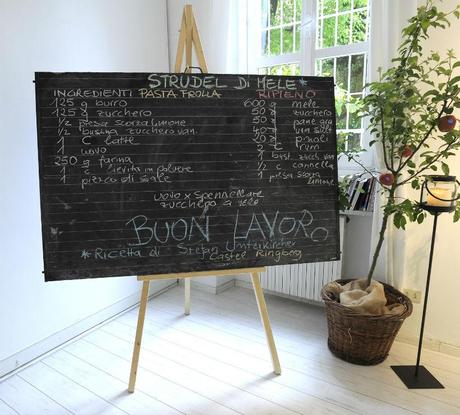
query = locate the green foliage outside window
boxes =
[259,63,301,76]
[260,0,369,152]
[318,0,368,48]
[262,0,301,55]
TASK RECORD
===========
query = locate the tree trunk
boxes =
[366,189,395,286]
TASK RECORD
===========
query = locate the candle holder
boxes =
[419,175,458,213]
[392,175,459,389]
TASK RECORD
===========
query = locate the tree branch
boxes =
[397,99,448,173]
[400,141,456,185]
[378,103,393,173]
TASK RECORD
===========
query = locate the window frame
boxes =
[247,0,373,173]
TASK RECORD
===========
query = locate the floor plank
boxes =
[116,301,459,414]
[157,287,460,384]
[0,397,21,415]
[110,315,457,415]
[2,285,460,415]
[43,350,181,415]
[102,319,412,415]
[20,362,127,415]
[84,330,304,415]
[66,340,240,415]
[0,375,73,415]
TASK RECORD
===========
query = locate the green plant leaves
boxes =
[441,162,450,175]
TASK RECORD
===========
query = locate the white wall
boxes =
[166,0,247,74]
[341,215,373,278]
[0,0,172,377]
[396,0,460,355]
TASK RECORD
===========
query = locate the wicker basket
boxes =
[321,279,413,365]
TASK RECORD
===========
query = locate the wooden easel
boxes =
[127,5,281,393]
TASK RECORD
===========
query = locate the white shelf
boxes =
[340,210,373,217]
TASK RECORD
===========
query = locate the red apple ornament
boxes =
[401,146,414,158]
[438,115,456,132]
[379,172,395,186]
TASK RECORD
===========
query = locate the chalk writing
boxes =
[35,72,340,281]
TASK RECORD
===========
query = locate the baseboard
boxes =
[0,280,177,380]
[179,278,236,294]
[395,333,460,358]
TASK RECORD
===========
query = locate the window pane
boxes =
[322,0,336,15]
[262,30,269,55]
[294,24,301,52]
[321,58,334,76]
[262,63,300,76]
[337,14,351,45]
[258,67,268,75]
[336,104,347,129]
[322,17,335,48]
[348,133,362,151]
[283,0,294,24]
[352,10,367,42]
[293,64,301,75]
[336,56,349,90]
[338,0,352,12]
[295,0,302,21]
[270,28,281,54]
[270,0,281,26]
[350,54,365,92]
[281,63,292,75]
[261,0,269,27]
[354,0,367,9]
[283,25,294,53]
[349,95,362,129]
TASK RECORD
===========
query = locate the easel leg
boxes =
[128,280,150,393]
[184,277,191,315]
[251,272,281,375]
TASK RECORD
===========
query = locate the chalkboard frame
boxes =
[35,71,341,281]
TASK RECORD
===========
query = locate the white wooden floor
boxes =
[1,285,460,415]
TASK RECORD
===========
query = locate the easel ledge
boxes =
[137,267,266,281]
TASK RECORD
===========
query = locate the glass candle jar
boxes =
[420,175,459,213]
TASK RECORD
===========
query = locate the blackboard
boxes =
[35,72,340,281]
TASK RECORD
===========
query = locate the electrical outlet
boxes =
[403,288,422,303]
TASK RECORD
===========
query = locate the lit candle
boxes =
[426,188,452,207]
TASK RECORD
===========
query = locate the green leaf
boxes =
[417,213,425,224]
[393,213,401,228]
[393,212,407,229]
[450,76,460,85]
[430,165,438,171]
[454,208,460,222]
[442,162,450,175]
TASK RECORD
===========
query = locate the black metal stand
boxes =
[391,212,444,389]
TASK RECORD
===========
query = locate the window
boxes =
[249,0,304,76]
[315,0,369,153]
[247,0,371,169]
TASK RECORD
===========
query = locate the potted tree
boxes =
[321,0,460,365]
